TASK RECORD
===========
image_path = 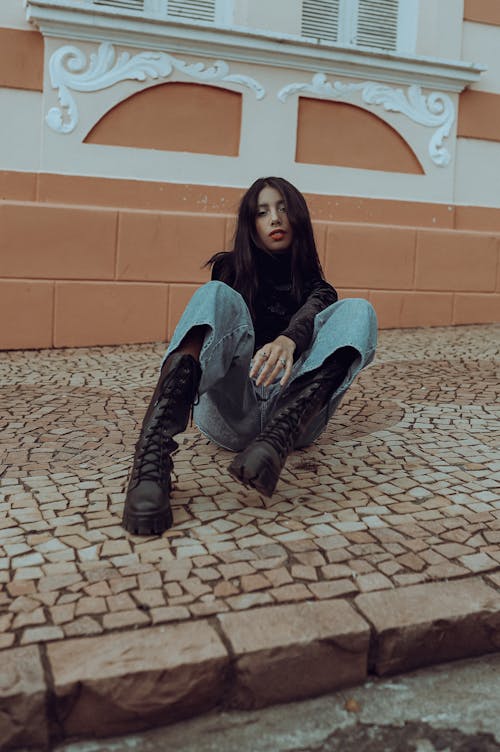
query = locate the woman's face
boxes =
[254,185,293,252]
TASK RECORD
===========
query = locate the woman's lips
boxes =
[269,230,286,240]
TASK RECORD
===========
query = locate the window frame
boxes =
[301,0,419,55]
[76,0,419,53]
[25,0,485,94]
[102,0,233,25]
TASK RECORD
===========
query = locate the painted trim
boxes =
[458,89,500,142]
[46,41,264,135]
[25,0,486,92]
[464,0,500,27]
[279,75,455,167]
[0,28,44,91]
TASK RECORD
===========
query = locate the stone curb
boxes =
[1,576,500,750]
[356,577,500,676]
[217,599,370,709]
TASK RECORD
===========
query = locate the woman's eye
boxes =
[256,205,286,217]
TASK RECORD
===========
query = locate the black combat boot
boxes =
[228,348,356,497]
[122,352,201,535]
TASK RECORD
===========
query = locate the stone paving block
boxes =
[309,579,359,599]
[217,600,370,709]
[47,621,229,737]
[0,645,48,750]
[355,577,500,676]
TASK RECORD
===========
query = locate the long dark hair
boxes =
[208,176,325,317]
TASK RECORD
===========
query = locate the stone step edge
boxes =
[2,575,500,750]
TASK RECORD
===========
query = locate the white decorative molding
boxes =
[46,41,265,134]
[278,74,455,167]
[26,0,486,94]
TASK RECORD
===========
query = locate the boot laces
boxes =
[153,361,194,417]
[257,383,322,459]
[131,426,175,484]
[254,360,346,460]
[132,362,193,483]
[256,406,298,459]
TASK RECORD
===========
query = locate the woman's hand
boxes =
[250,335,296,388]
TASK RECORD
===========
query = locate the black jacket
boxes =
[211,249,337,357]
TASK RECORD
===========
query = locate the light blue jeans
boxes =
[164,281,377,451]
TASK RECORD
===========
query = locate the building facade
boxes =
[1,0,499,349]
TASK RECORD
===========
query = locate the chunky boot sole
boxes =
[122,505,173,536]
[228,443,281,497]
[122,465,174,536]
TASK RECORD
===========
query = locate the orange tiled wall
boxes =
[1,187,499,349]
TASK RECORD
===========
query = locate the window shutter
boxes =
[166,0,216,22]
[301,0,340,44]
[93,0,144,10]
[355,0,399,51]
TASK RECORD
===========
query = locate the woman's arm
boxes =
[251,279,337,388]
[281,279,338,358]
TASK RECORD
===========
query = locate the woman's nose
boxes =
[270,208,281,224]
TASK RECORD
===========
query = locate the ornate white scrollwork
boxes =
[46,42,266,134]
[278,73,455,167]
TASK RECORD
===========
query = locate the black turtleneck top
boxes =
[211,250,338,357]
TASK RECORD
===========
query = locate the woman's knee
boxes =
[195,280,240,302]
[354,297,376,320]
[192,281,248,316]
[337,297,375,317]
[326,297,378,332]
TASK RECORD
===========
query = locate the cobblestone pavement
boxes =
[1,324,500,749]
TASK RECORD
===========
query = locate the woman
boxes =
[122,177,377,536]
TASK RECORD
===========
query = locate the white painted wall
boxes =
[37,36,458,204]
[462,21,500,94]
[455,139,500,207]
[416,0,463,60]
[452,18,500,208]
[0,0,32,30]
[4,1,498,211]
[0,90,42,170]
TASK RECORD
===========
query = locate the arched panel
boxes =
[296,97,424,174]
[84,82,241,156]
